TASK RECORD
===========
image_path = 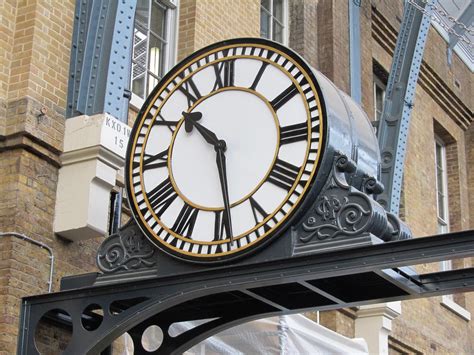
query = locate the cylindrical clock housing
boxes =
[310,71,381,195]
[125,38,400,264]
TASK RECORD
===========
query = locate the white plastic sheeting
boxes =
[125,314,368,354]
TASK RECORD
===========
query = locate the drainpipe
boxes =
[0,232,54,293]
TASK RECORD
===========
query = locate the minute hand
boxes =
[215,145,233,243]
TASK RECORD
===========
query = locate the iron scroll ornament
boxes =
[295,153,402,245]
[97,220,156,273]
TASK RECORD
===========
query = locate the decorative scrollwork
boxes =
[335,155,356,173]
[362,176,384,195]
[300,195,372,242]
[97,220,156,273]
[316,196,342,221]
[293,152,410,253]
[326,153,357,190]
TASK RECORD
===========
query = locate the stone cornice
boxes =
[0,131,62,168]
[372,6,473,131]
[61,145,125,171]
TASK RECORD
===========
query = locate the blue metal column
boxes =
[376,0,432,215]
[349,0,362,104]
[66,0,137,123]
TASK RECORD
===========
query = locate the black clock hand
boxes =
[182,111,225,150]
[215,144,233,243]
[183,111,232,241]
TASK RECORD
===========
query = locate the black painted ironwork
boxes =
[18,229,474,354]
[97,220,156,273]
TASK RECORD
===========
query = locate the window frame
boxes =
[373,75,386,121]
[260,0,289,45]
[434,135,471,320]
[130,0,179,109]
[434,136,449,234]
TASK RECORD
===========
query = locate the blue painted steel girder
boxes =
[66,0,137,123]
[376,0,432,215]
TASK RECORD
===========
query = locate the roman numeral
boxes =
[266,158,301,191]
[144,177,178,218]
[213,210,226,241]
[172,203,199,238]
[154,113,179,133]
[134,148,168,171]
[270,83,299,111]
[179,76,202,107]
[131,167,141,190]
[213,208,232,242]
[280,122,308,145]
[249,197,276,236]
[249,62,269,90]
[212,59,235,90]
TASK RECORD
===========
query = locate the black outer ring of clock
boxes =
[125,37,328,264]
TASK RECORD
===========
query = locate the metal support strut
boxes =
[376,0,432,215]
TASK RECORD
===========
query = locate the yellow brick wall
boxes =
[178,0,260,61]
[468,125,474,230]
[0,0,472,353]
[178,0,198,61]
[7,0,74,109]
[0,1,99,353]
[0,148,104,354]
[2,0,75,153]
[0,0,16,135]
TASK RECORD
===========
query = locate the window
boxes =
[373,77,386,121]
[131,0,178,103]
[260,0,288,44]
[434,134,471,320]
[434,137,449,234]
[435,137,453,290]
[373,61,388,122]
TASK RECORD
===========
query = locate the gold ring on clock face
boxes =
[126,38,326,263]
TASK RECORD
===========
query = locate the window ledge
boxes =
[441,296,471,321]
[130,93,144,112]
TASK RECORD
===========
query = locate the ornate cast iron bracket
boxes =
[97,220,156,273]
[293,153,411,256]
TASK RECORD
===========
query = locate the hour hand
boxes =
[215,146,233,243]
[182,111,222,149]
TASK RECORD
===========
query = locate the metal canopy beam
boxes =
[447,1,474,65]
[18,229,474,354]
[376,0,432,214]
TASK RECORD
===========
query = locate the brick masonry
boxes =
[0,0,473,354]
[178,0,260,61]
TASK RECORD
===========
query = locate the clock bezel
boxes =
[125,37,328,263]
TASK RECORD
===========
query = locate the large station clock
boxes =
[126,38,326,262]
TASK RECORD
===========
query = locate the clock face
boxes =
[126,38,325,262]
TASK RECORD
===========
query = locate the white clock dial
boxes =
[170,89,278,209]
[126,39,325,262]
